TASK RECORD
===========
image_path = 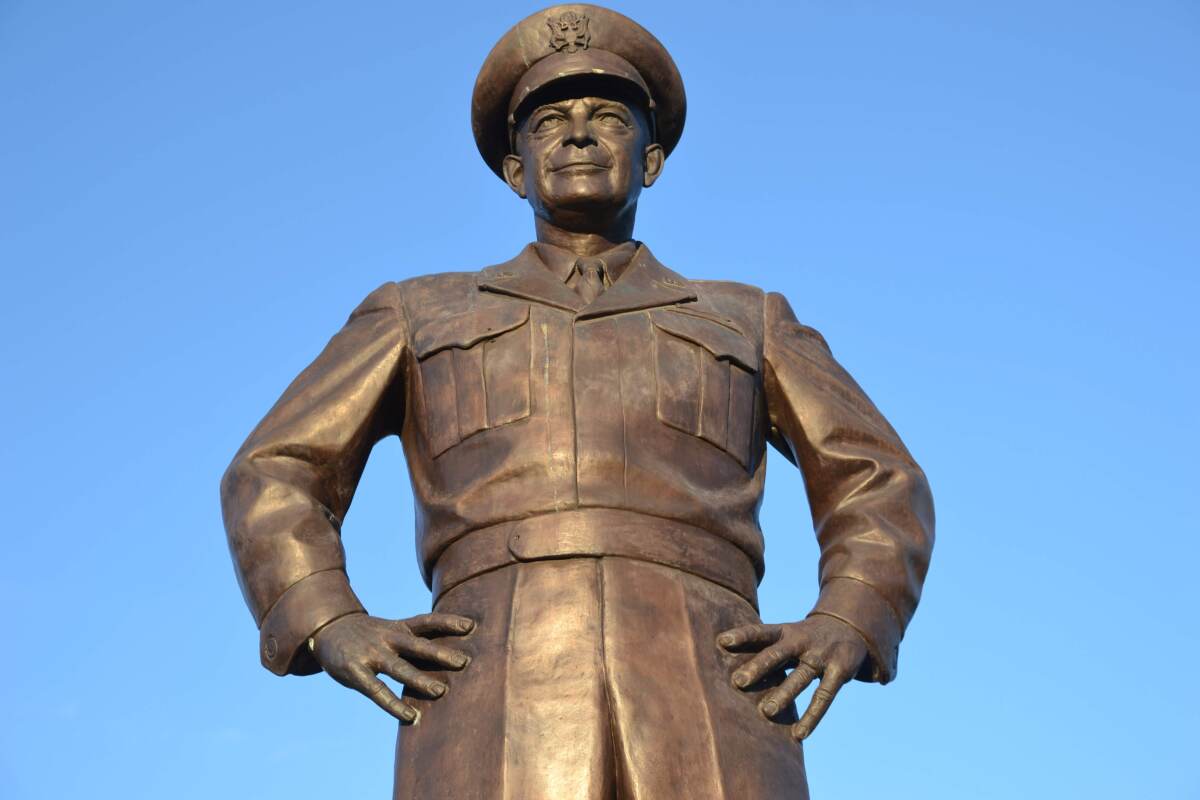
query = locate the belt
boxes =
[431,508,760,608]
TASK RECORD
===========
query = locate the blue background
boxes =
[2,1,1197,797]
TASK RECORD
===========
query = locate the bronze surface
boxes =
[221,4,934,797]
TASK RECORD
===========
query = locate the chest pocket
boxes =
[414,304,532,457]
[650,309,761,470]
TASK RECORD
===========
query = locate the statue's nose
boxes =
[565,111,594,147]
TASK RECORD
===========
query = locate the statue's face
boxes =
[503,92,664,226]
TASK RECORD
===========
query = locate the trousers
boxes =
[393,556,810,799]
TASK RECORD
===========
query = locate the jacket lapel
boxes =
[477,243,697,318]
[477,244,585,312]
[577,245,697,319]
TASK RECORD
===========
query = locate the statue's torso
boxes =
[394,244,771,585]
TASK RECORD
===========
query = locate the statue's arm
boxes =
[720,290,935,740]
[761,290,935,684]
[220,282,409,677]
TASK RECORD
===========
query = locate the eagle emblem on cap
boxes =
[547,11,590,53]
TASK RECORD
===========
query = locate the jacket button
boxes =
[264,636,278,660]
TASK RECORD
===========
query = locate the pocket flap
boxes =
[415,304,530,359]
[650,309,757,372]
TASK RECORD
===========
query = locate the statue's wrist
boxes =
[308,610,369,652]
[259,570,366,676]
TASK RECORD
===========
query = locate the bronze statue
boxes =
[221,5,934,797]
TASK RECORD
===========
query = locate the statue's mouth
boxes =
[550,161,609,173]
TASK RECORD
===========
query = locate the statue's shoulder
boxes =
[688,278,766,341]
[395,269,478,301]
[390,270,482,330]
[690,278,764,303]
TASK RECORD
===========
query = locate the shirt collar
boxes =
[531,239,641,284]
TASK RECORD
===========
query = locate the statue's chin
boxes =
[540,190,633,222]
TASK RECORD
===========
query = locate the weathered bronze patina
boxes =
[221,5,934,797]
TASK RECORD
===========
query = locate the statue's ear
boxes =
[502,155,527,198]
[642,143,665,188]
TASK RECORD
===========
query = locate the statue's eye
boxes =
[595,111,628,128]
[532,114,566,133]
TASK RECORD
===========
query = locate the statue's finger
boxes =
[791,666,850,740]
[404,613,475,637]
[379,658,447,698]
[717,623,782,651]
[759,661,819,718]
[731,643,793,689]
[387,629,471,669]
[351,668,420,724]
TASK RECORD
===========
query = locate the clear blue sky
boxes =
[1,1,1197,797]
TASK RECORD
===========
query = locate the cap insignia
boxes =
[547,11,590,53]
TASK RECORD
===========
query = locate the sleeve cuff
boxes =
[809,576,903,684]
[259,570,365,676]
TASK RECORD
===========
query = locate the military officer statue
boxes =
[221,5,934,798]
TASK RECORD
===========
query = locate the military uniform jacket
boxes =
[221,242,934,683]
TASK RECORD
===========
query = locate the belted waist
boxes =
[431,508,760,608]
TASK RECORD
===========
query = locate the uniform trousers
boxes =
[393,557,810,799]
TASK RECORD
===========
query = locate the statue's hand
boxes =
[309,612,474,724]
[718,615,867,741]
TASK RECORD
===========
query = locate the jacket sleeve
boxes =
[220,281,409,676]
[763,291,934,684]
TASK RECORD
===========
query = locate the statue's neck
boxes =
[533,211,636,257]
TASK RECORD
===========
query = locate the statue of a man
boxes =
[221,5,934,798]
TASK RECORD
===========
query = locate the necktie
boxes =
[574,257,608,305]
